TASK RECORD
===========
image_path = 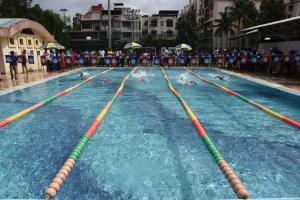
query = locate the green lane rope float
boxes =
[184,67,300,130]
[0,68,114,128]
[161,68,249,199]
[44,68,137,199]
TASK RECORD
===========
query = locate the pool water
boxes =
[0,68,299,199]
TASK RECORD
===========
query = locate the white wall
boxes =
[1,33,45,74]
[259,41,300,54]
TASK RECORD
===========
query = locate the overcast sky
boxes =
[32,0,188,17]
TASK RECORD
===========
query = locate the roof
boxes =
[0,18,29,29]
[0,18,54,42]
[230,29,258,40]
[243,16,300,31]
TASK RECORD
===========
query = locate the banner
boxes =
[154,57,160,65]
[28,56,34,64]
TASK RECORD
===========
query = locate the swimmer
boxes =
[190,81,197,85]
[101,78,110,84]
[140,76,145,83]
[215,75,224,80]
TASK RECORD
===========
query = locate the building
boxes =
[238,16,300,53]
[184,0,262,49]
[286,0,300,17]
[142,10,179,40]
[70,3,142,50]
[0,18,55,75]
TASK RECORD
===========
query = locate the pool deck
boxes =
[219,69,300,95]
[0,67,300,95]
[0,69,81,95]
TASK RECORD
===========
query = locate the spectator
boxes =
[21,50,28,76]
[9,51,18,80]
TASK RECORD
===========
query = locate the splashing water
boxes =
[176,72,195,85]
[132,70,154,82]
[207,73,231,82]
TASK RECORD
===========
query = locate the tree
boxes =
[0,1,70,47]
[229,0,258,47]
[176,10,201,49]
[259,0,285,24]
[214,7,236,48]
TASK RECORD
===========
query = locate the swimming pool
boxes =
[0,67,299,199]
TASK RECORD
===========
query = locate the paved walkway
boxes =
[0,69,77,92]
[225,70,300,93]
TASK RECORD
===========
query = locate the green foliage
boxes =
[175,10,201,49]
[259,0,285,24]
[229,0,259,32]
[214,7,236,48]
[0,1,70,47]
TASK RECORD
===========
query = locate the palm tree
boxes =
[176,10,200,48]
[214,7,236,49]
[229,0,258,48]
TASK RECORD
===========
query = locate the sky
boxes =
[32,0,188,17]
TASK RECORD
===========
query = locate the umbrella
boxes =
[124,42,142,50]
[176,43,192,51]
[39,42,65,50]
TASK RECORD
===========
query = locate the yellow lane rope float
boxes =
[161,67,249,199]
[184,67,300,130]
[44,68,137,199]
[0,68,114,128]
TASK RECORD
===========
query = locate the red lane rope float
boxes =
[0,68,114,128]
[44,67,137,199]
[161,67,249,199]
[184,67,300,130]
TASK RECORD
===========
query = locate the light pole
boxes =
[60,8,68,24]
[108,0,112,50]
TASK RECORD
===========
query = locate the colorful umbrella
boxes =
[39,42,65,50]
[124,42,142,49]
[176,43,192,51]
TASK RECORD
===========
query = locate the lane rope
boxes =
[44,67,137,199]
[161,67,249,199]
[0,68,114,128]
[184,67,300,130]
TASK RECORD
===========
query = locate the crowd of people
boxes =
[2,47,299,82]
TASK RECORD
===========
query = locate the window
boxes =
[166,30,173,37]
[151,30,157,36]
[160,21,164,26]
[95,26,100,31]
[122,32,131,38]
[167,20,173,27]
[288,5,294,11]
[123,21,131,28]
[82,21,93,29]
[144,20,148,26]
[112,21,121,28]
[19,39,24,45]
[28,39,32,46]
[35,40,39,46]
[151,19,157,27]
[9,38,15,45]
[42,40,45,45]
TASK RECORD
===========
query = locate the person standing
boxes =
[21,50,28,76]
[9,51,18,80]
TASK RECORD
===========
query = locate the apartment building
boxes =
[70,3,142,49]
[142,10,179,40]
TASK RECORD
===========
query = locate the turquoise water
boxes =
[0,68,299,199]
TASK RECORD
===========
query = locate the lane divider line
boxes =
[0,68,114,128]
[184,67,300,130]
[161,68,249,199]
[44,67,137,199]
